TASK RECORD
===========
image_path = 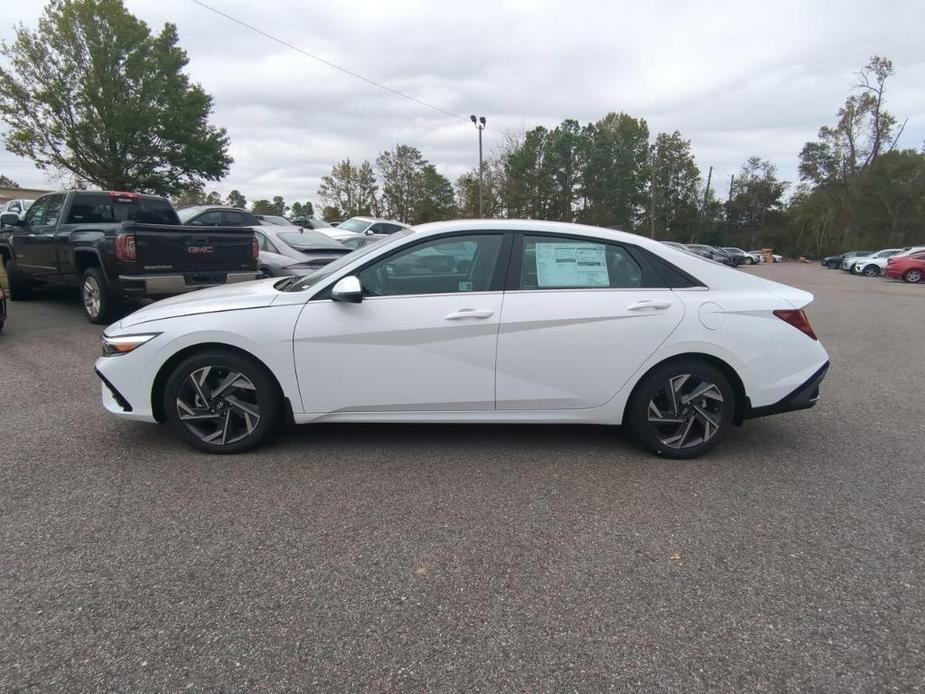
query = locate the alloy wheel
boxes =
[646,374,724,450]
[82,276,101,319]
[175,366,261,445]
[863,265,878,277]
[906,269,922,283]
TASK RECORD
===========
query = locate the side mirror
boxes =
[0,213,22,227]
[331,275,363,303]
[365,229,375,235]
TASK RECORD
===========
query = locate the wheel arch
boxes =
[150,342,292,424]
[622,352,748,427]
[73,248,103,274]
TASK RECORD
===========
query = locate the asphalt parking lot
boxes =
[0,264,922,691]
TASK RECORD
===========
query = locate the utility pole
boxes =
[649,142,656,238]
[470,115,486,217]
[728,174,735,200]
[701,165,713,215]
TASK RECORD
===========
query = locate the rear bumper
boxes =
[746,361,829,419]
[118,271,261,296]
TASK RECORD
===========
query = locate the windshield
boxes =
[260,215,291,226]
[287,229,413,292]
[176,206,207,223]
[337,218,371,233]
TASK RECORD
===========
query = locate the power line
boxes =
[190,0,503,137]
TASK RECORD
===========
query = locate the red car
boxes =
[885,250,925,283]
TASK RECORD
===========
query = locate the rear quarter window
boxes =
[67,194,178,225]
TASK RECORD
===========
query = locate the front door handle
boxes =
[626,300,672,311]
[445,308,495,320]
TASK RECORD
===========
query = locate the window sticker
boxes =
[534,242,609,287]
[458,281,473,292]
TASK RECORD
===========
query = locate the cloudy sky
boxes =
[2,0,925,208]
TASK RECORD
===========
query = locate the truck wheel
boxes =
[81,267,123,324]
[3,255,32,301]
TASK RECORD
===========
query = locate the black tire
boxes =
[163,349,281,454]
[3,254,32,301]
[746,257,755,265]
[862,264,879,277]
[81,267,123,324]
[628,359,736,459]
[903,268,923,283]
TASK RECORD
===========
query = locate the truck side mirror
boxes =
[0,213,22,227]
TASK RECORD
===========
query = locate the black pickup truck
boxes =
[0,190,259,324]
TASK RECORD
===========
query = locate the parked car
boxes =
[686,244,739,266]
[0,198,34,220]
[318,228,388,250]
[820,250,871,269]
[336,216,409,236]
[723,247,760,265]
[851,248,906,276]
[0,191,259,323]
[748,250,783,263]
[840,250,875,271]
[254,214,293,227]
[0,286,6,333]
[885,250,925,283]
[716,247,748,267]
[96,220,829,459]
[289,217,332,230]
[253,225,351,277]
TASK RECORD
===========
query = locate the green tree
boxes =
[204,190,222,205]
[644,131,701,240]
[271,196,287,216]
[290,201,314,219]
[794,56,906,253]
[251,199,273,215]
[227,189,246,208]
[173,184,204,207]
[577,112,650,230]
[414,164,456,223]
[318,158,378,217]
[0,175,19,188]
[725,157,787,232]
[377,144,426,222]
[322,205,342,222]
[0,0,231,195]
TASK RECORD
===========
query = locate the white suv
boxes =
[854,247,925,277]
[850,248,905,276]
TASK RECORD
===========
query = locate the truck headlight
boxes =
[101,333,159,356]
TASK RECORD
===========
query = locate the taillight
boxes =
[252,237,259,260]
[115,233,136,262]
[773,309,818,340]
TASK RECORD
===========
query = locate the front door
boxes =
[293,232,509,413]
[13,195,64,281]
[496,234,685,410]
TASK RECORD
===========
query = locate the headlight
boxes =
[101,333,159,356]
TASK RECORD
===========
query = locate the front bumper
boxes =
[118,271,261,297]
[746,361,829,419]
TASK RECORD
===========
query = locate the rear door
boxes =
[496,234,685,410]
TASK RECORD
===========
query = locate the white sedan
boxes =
[96,221,830,459]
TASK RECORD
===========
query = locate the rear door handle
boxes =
[626,300,672,311]
[445,308,494,320]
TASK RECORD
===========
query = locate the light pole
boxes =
[470,115,486,217]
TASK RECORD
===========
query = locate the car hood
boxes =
[118,278,281,328]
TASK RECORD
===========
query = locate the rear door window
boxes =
[519,235,643,289]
